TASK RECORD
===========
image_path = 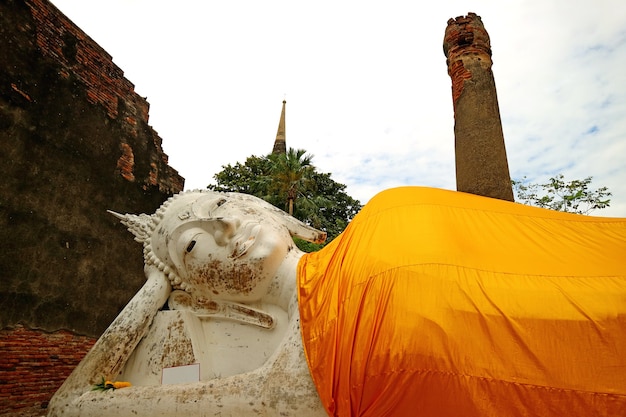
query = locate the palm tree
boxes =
[267,148,316,216]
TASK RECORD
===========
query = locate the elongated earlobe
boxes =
[280,214,327,243]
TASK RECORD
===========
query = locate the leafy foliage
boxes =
[512,174,611,215]
[266,149,317,216]
[208,149,361,249]
[209,155,270,195]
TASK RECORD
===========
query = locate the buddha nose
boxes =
[210,217,241,246]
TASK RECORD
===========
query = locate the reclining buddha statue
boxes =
[48,186,626,417]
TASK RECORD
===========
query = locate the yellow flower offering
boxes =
[92,377,131,391]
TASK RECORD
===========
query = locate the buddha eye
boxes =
[186,240,196,252]
[216,198,227,207]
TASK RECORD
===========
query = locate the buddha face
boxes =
[150,192,295,303]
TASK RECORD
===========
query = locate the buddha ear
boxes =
[276,212,327,244]
[225,192,327,244]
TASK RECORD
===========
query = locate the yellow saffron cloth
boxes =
[297,187,626,417]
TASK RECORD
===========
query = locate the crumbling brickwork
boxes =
[444,13,514,202]
[29,0,147,121]
[0,326,96,416]
[0,0,184,415]
[0,0,185,413]
[0,0,184,333]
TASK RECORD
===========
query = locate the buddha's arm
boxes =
[48,267,171,416]
[48,309,326,417]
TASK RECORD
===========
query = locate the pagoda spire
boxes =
[272,100,287,154]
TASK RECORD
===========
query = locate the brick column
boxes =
[444,13,514,201]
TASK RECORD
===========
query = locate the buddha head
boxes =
[110,190,326,303]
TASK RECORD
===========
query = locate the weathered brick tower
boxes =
[444,13,514,201]
[272,100,287,154]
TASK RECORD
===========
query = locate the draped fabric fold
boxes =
[298,187,626,417]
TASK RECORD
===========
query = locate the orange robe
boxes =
[298,187,626,417]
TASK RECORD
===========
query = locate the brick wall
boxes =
[1,1,186,414]
[0,326,95,416]
[1,0,184,335]
[24,0,179,191]
[28,0,148,121]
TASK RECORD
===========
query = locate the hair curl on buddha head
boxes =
[109,189,326,290]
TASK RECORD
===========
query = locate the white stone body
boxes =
[47,191,328,417]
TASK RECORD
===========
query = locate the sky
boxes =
[51,0,626,216]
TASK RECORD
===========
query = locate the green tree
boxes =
[512,174,611,215]
[209,155,270,195]
[307,171,360,239]
[208,149,362,248]
[266,148,317,216]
